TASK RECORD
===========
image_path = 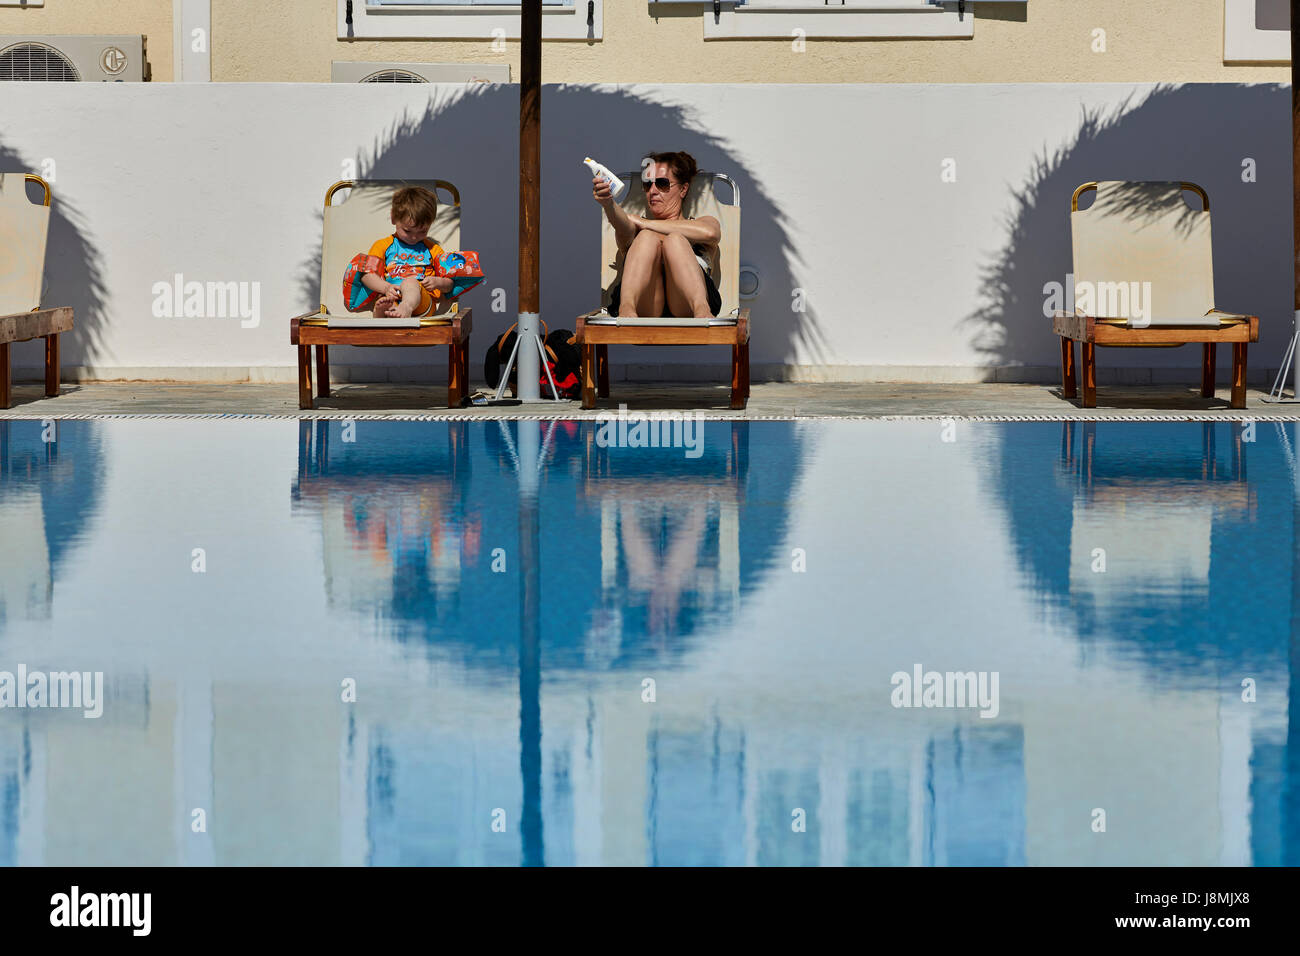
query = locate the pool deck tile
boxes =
[2,382,1299,419]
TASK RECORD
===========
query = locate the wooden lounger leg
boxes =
[1060,337,1077,399]
[730,342,746,410]
[297,345,313,410]
[1201,343,1216,398]
[1081,342,1097,408]
[447,341,464,408]
[596,344,609,398]
[461,335,471,396]
[1231,343,1248,410]
[44,333,60,398]
[316,345,330,399]
[743,341,751,401]
[581,344,596,410]
[0,342,9,409]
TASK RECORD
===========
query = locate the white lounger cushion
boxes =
[326,316,421,329]
[585,313,738,328]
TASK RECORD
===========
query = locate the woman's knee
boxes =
[629,230,663,256]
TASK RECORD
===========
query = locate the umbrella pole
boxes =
[1292,1,1300,400]
[516,0,543,401]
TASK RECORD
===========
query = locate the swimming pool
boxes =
[0,417,1295,866]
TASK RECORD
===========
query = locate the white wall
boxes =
[0,81,1290,383]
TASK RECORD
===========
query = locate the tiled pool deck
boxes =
[2,382,1300,419]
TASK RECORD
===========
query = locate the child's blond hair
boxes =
[391,186,438,229]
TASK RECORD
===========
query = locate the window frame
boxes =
[1223,0,1290,64]
[340,0,602,41]
[702,0,990,41]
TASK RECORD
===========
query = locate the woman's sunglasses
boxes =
[641,178,678,191]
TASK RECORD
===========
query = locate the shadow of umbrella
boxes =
[294,84,828,382]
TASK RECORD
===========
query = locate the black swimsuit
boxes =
[607,218,722,317]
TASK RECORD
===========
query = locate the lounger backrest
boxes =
[318,180,462,316]
[601,171,741,318]
[1070,181,1215,321]
[0,173,51,314]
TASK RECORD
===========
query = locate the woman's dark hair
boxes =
[644,151,699,198]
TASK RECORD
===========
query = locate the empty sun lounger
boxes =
[574,170,750,410]
[0,173,73,409]
[289,179,472,409]
[1053,181,1259,409]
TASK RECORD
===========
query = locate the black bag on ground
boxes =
[484,323,582,399]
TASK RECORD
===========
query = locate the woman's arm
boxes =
[634,215,721,245]
[604,200,638,251]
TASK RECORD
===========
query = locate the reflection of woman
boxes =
[592,150,723,320]
[618,499,710,641]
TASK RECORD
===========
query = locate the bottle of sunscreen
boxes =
[584,157,627,202]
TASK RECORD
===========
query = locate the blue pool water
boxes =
[0,417,1296,866]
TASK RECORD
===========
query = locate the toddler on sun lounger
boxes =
[343,186,485,319]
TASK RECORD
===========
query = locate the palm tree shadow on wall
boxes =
[1,142,109,382]
[296,84,826,380]
[963,83,1291,380]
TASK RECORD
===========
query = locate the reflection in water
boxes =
[0,419,1295,864]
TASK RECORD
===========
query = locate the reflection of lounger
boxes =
[288,180,473,409]
[0,174,73,409]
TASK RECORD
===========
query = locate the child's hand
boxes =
[422,275,454,294]
[380,284,400,300]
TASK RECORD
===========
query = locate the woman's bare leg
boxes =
[662,233,713,319]
[619,230,666,319]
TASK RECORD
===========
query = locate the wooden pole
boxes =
[1292,0,1300,397]
[520,1,540,313]
[517,0,542,399]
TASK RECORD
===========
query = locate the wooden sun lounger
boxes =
[0,174,73,409]
[289,179,473,410]
[1054,181,1258,410]
[575,170,750,410]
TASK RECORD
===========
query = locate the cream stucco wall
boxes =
[0,0,172,80]
[213,0,1290,84]
[0,1,1289,84]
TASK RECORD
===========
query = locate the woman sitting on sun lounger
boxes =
[593,150,722,320]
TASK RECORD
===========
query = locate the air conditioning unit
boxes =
[331,61,510,84]
[0,35,149,81]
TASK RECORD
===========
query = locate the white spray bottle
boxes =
[584,157,627,202]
